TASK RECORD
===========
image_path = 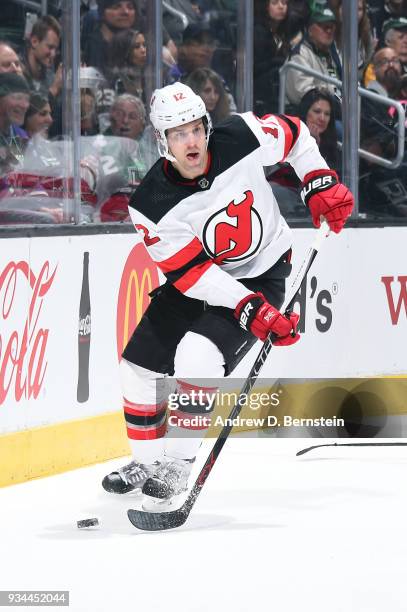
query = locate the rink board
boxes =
[0,227,406,485]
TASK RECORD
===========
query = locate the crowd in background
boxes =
[1,0,407,224]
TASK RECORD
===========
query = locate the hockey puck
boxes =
[77,518,99,528]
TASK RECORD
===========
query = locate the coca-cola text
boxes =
[0,260,57,405]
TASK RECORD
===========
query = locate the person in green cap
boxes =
[285,5,342,108]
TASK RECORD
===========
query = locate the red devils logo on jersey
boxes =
[135,224,160,246]
[202,190,263,263]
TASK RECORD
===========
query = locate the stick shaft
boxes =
[297,442,407,457]
[185,222,330,509]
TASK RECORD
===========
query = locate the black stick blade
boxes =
[296,444,331,456]
[127,507,189,531]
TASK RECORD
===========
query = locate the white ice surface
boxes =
[1,437,407,612]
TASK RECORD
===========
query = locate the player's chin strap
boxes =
[127,219,331,531]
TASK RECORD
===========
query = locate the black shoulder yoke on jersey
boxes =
[129,114,260,225]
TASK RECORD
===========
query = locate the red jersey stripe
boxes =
[275,115,301,160]
[173,260,213,293]
[157,237,203,273]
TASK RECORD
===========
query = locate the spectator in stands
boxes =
[23,92,53,138]
[367,46,403,97]
[361,47,402,210]
[0,73,30,173]
[104,93,157,182]
[331,0,375,80]
[21,16,62,99]
[82,0,141,71]
[382,17,407,73]
[287,0,310,42]
[359,108,407,218]
[88,94,158,221]
[368,0,407,42]
[79,66,111,134]
[0,41,23,75]
[253,0,295,115]
[268,87,339,217]
[0,71,58,225]
[285,4,341,109]
[186,68,230,125]
[299,87,339,170]
[81,89,99,136]
[1,0,61,51]
[186,67,231,125]
[105,93,146,140]
[167,23,236,109]
[167,23,218,83]
[106,29,147,102]
[21,92,61,182]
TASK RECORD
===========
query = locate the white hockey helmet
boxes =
[149,83,213,162]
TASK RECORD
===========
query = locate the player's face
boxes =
[167,119,208,179]
[25,103,53,137]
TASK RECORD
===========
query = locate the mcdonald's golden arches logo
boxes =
[116,244,159,361]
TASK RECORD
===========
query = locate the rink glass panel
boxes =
[1,2,404,228]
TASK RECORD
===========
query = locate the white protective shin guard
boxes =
[165,332,225,461]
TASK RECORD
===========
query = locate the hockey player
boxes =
[102,83,353,505]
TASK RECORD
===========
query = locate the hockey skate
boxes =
[102,460,160,494]
[141,458,194,510]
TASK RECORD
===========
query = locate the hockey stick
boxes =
[128,221,330,531]
[297,442,407,457]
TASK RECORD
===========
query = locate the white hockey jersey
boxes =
[128,112,328,310]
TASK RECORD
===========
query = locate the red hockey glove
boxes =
[234,292,300,345]
[301,169,354,234]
